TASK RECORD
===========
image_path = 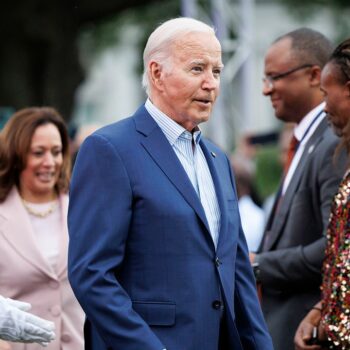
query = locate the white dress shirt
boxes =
[238,195,265,252]
[145,99,221,248]
[282,102,326,195]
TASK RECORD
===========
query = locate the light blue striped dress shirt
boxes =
[145,99,221,248]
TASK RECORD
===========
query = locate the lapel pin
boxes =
[308,145,315,154]
[211,151,216,158]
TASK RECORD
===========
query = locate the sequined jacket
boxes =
[322,169,350,349]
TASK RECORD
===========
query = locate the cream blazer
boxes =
[0,187,84,350]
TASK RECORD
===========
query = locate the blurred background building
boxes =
[71,0,349,150]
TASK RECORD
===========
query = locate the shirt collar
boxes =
[145,98,202,145]
[294,102,325,141]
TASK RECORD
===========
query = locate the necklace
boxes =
[21,199,58,218]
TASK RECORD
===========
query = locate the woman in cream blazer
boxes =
[0,107,84,350]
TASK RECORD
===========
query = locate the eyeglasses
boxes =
[263,64,314,89]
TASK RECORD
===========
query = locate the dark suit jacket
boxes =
[67,105,273,350]
[256,117,345,350]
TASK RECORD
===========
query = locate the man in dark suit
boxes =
[67,17,273,350]
[250,28,346,350]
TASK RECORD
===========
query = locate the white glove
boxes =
[0,295,55,346]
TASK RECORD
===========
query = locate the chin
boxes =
[198,113,210,123]
[275,113,287,122]
[275,111,295,123]
[202,115,210,123]
[36,183,56,193]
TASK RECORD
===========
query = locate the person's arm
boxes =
[227,158,273,350]
[254,135,344,289]
[0,295,55,345]
[253,238,325,289]
[294,302,324,350]
[68,134,165,350]
[234,225,274,349]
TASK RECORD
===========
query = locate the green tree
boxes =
[275,0,350,42]
[0,0,164,121]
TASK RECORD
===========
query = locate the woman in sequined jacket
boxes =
[294,39,350,350]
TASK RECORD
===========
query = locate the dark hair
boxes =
[0,107,71,202]
[275,28,333,68]
[329,38,350,157]
[328,38,350,84]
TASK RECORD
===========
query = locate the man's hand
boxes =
[294,304,323,350]
[0,295,55,345]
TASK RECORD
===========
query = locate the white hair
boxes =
[142,17,215,95]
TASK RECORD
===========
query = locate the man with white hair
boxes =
[68,17,273,350]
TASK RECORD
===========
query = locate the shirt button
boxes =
[212,300,222,310]
[61,334,71,342]
[50,305,61,317]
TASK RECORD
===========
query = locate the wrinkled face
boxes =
[151,31,223,131]
[321,62,350,137]
[263,38,314,123]
[19,123,63,201]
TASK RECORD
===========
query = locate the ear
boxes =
[149,61,164,92]
[309,66,322,87]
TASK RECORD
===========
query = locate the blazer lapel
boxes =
[200,139,228,249]
[56,194,68,278]
[0,187,58,280]
[134,107,211,235]
[265,118,328,250]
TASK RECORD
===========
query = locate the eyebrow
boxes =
[190,60,205,66]
[189,60,224,68]
[31,144,62,149]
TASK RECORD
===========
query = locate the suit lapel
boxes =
[56,194,68,277]
[0,187,58,279]
[200,139,228,249]
[265,118,328,250]
[134,107,211,235]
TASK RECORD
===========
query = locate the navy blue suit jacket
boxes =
[68,105,273,350]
